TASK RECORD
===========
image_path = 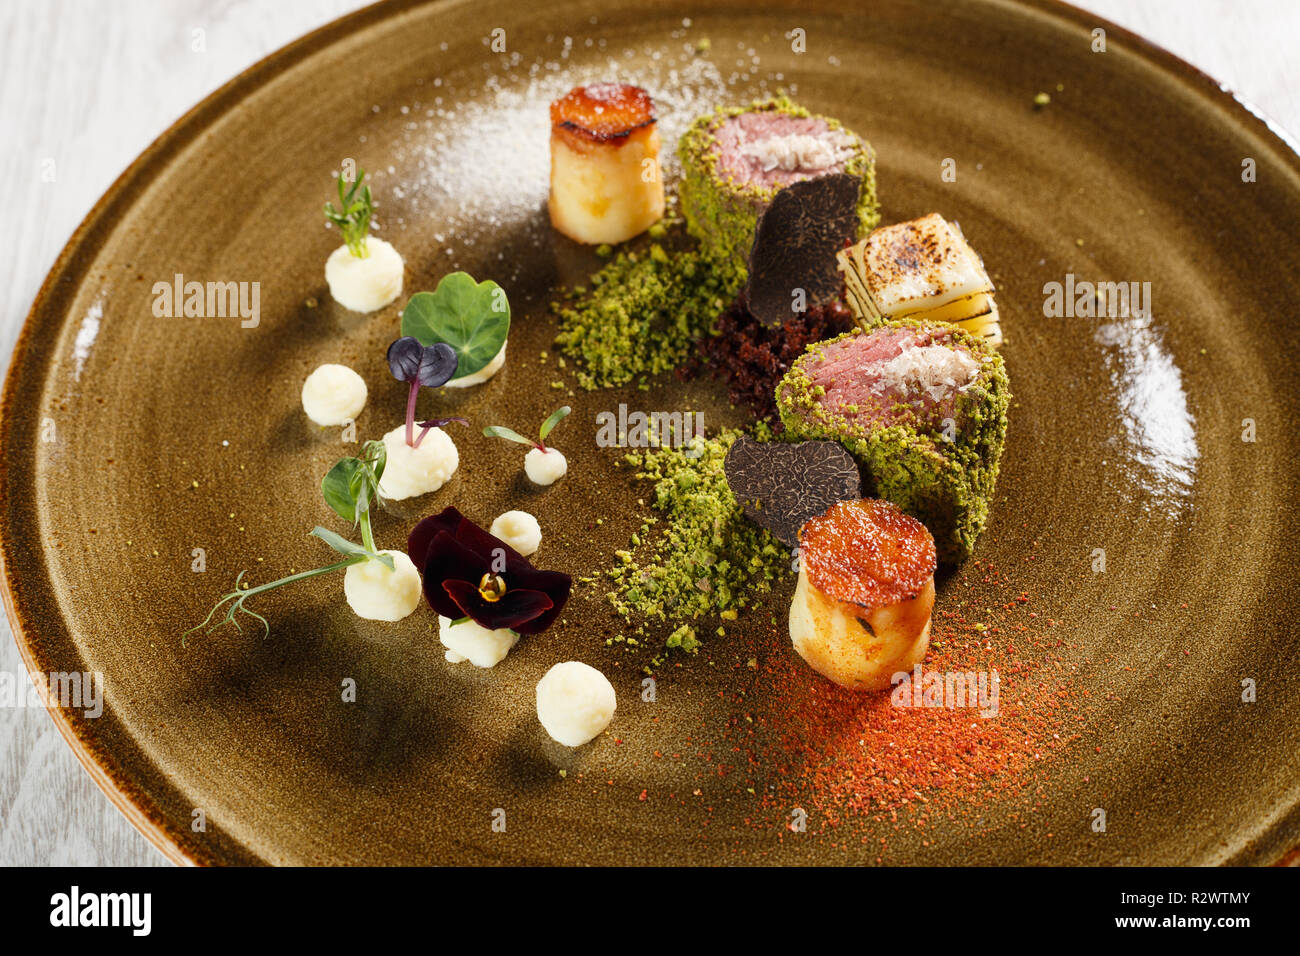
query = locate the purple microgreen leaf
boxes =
[387,336,425,383]
[417,417,469,431]
[390,338,461,447]
[388,335,456,387]
[413,417,469,449]
[416,341,459,388]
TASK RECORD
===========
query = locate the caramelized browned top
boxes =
[550,83,656,146]
[799,499,937,610]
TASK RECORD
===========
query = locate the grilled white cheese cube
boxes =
[863,214,993,313]
[837,213,1003,346]
[903,290,995,323]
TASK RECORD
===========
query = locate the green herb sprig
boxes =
[324,169,374,258]
[484,405,571,452]
[184,441,393,642]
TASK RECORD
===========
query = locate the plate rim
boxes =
[3,0,1298,866]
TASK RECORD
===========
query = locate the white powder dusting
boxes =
[73,297,102,380]
[739,131,854,173]
[873,345,980,402]
[372,28,792,280]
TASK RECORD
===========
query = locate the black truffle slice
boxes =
[724,434,862,547]
[744,172,859,328]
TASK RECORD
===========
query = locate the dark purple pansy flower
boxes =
[407,507,571,635]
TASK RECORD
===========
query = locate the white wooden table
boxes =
[1,0,1297,866]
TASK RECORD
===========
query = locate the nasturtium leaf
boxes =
[400,272,510,379]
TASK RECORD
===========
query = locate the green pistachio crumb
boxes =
[603,429,788,652]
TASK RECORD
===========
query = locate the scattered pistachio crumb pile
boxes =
[599,424,788,651]
[553,230,741,390]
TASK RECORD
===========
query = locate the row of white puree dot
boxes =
[300,364,607,745]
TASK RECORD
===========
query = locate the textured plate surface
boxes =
[3,0,1300,865]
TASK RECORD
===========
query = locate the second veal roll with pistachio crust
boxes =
[776,320,1009,563]
[677,96,879,280]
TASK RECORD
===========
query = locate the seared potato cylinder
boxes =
[789,499,938,692]
[548,83,665,245]
[789,566,934,692]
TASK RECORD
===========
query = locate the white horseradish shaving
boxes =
[739,132,854,173]
[872,345,980,402]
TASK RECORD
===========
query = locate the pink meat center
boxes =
[712,113,855,189]
[807,329,980,428]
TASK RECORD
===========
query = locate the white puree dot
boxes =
[439,616,520,667]
[343,551,421,621]
[524,446,567,485]
[445,341,508,388]
[490,510,542,556]
[325,237,404,313]
[302,363,367,426]
[536,661,616,747]
[378,424,458,500]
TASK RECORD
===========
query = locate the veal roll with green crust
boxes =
[677,96,880,282]
[775,320,1009,563]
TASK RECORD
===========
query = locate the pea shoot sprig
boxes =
[324,169,374,258]
[184,441,392,642]
[484,406,571,452]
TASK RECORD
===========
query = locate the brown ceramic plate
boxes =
[4,0,1300,866]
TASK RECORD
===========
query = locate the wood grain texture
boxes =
[0,0,1296,867]
[0,0,372,868]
